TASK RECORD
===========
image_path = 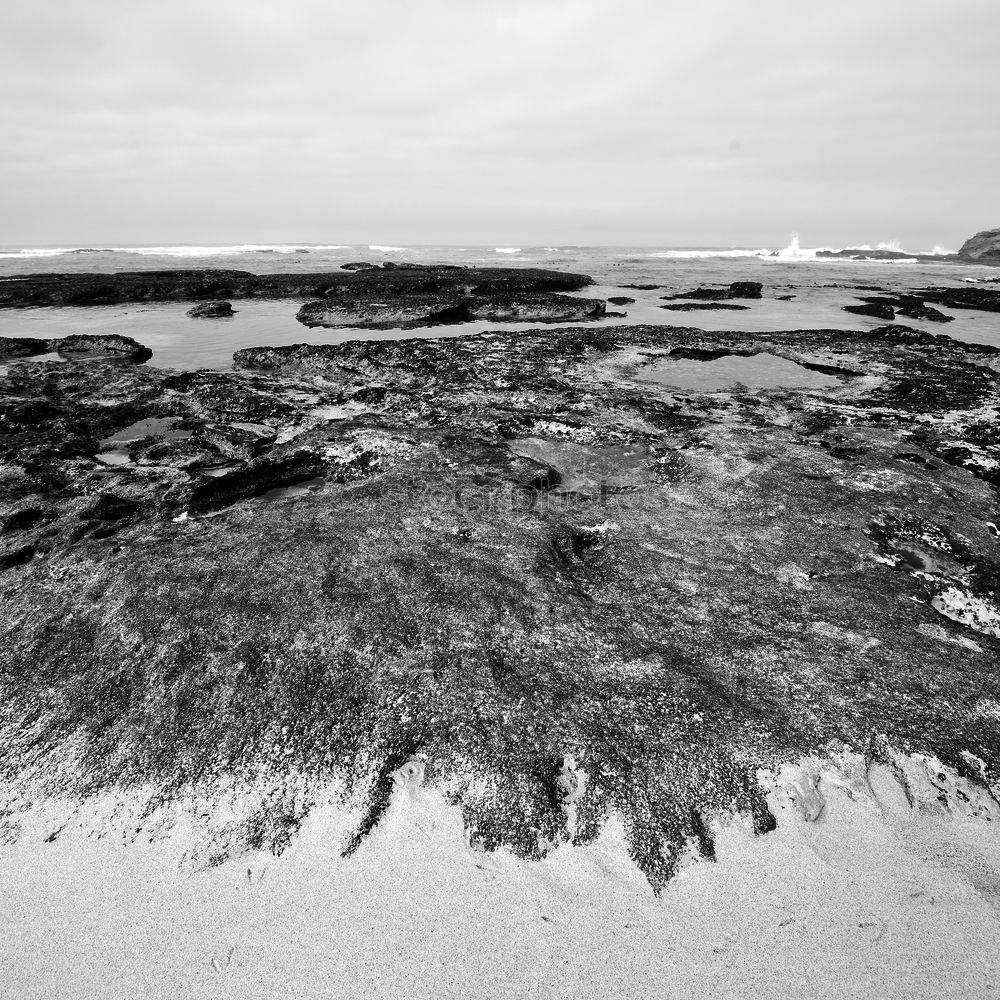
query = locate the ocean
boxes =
[1,240,998,370]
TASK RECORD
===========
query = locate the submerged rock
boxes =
[186,300,235,318]
[897,302,953,323]
[917,285,1000,314]
[660,302,749,312]
[844,301,896,320]
[845,294,954,324]
[662,280,763,302]
[727,280,764,298]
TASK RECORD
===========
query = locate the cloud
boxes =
[2,0,998,245]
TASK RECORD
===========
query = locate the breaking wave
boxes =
[368,245,406,253]
[649,248,767,260]
[649,234,816,260]
[494,247,522,253]
[648,233,952,262]
[117,245,347,257]
[0,247,110,259]
[0,244,349,259]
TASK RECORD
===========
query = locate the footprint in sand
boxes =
[392,758,425,791]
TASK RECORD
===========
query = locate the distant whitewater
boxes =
[649,233,954,262]
[0,244,350,259]
[0,235,955,262]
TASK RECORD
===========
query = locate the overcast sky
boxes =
[2,0,998,248]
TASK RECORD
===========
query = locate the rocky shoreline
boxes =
[1,294,999,887]
[0,265,609,331]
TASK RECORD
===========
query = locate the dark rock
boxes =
[194,424,274,460]
[0,337,48,358]
[380,261,462,271]
[661,303,749,312]
[2,399,61,425]
[848,294,953,324]
[917,286,1000,314]
[187,300,235,318]
[0,267,593,309]
[844,302,896,320]
[2,507,54,532]
[897,303,953,323]
[49,334,153,362]
[340,262,381,271]
[860,324,939,345]
[79,493,143,522]
[797,359,865,378]
[727,281,764,299]
[0,544,35,571]
[669,346,753,361]
[296,294,607,330]
[188,451,331,512]
[663,288,731,302]
[662,280,763,302]
[607,296,635,305]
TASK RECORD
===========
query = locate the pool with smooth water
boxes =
[634,352,844,392]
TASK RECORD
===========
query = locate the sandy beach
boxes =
[4,752,998,999]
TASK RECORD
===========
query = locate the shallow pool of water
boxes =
[0,263,996,372]
[258,477,326,502]
[94,450,131,466]
[100,416,192,446]
[635,352,844,392]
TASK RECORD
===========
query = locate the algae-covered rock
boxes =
[1,316,999,890]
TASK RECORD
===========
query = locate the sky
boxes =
[2,0,998,249]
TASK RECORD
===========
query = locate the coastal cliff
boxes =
[958,228,1000,262]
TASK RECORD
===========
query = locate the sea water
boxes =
[0,241,997,370]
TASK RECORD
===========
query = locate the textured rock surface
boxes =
[662,281,763,302]
[187,300,235,318]
[296,292,607,329]
[0,266,594,308]
[0,333,152,361]
[0,266,606,331]
[844,301,897,320]
[958,228,1000,262]
[916,285,1000,313]
[1,320,999,889]
[843,287,1000,323]
[661,302,749,312]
